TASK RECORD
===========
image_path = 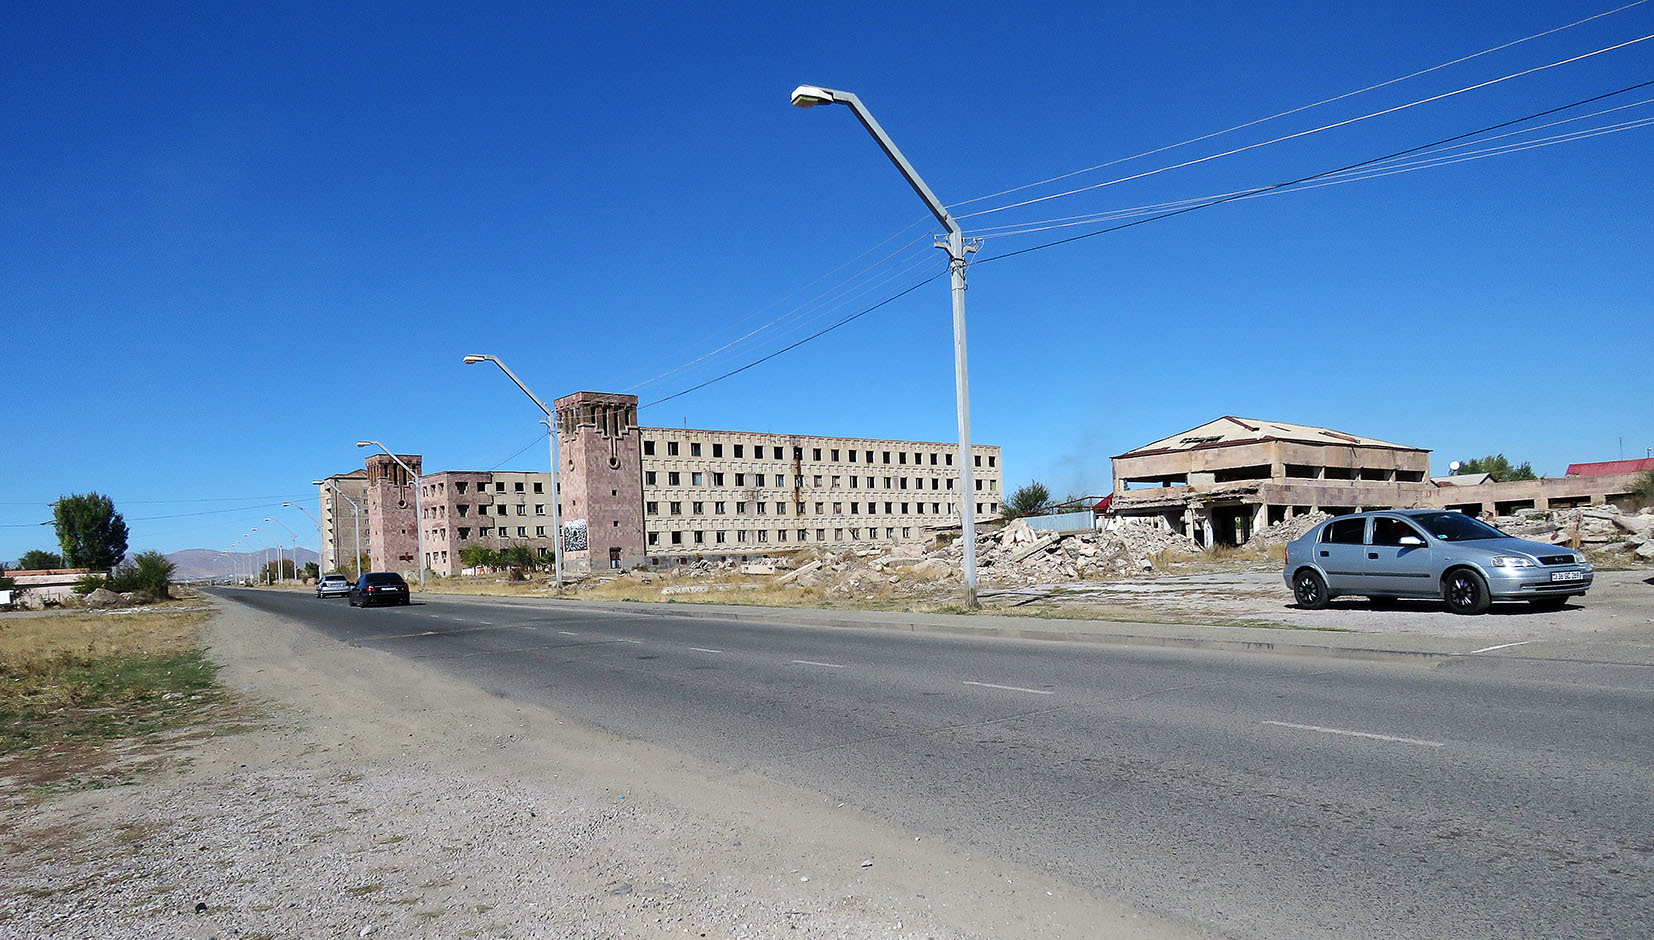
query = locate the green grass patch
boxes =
[0,649,223,756]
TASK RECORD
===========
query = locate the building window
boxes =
[831,449,840,461]
[735,473,746,486]
[713,472,725,486]
[773,447,783,459]
[776,530,787,542]
[645,471,657,485]
[644,441,656,455]
[756,502,767,514]
[900,478,909,490]
[834,528,843,540]
[734,444,744,457]
[535,504,545,515]
[932,478,940,490]
[692,472,704,486]
[514,482,524,492]
[692,501,704,514]
[648,532,659,545]
[456,481,468,494]
[693,530,705,544]
[976,479,983,491]
[849,450,857,463]
[832,475,841,488]
[458,504,470,517]
[517,526,527,537]
[667,441,679,456]
[988,455,996,467]
[815,502,824,514]
[757,530,768,542]
[813,475,822,487]
[899,452,907,465]
[495,482,505,492]
[849,476,858,489]
[715,501,726,514]
[883,502,892,513]
[646,501,659,515]
[517,504,527,514]
[850,502,859,514]
[775,502,786,515]
[946,454,954,466]
[459,527,471,539]
[882,451,890,464]
[737,530,748,543]
[947,479,955,490]
[691,443,701,457]
[671,531,682,545]
[813,448,822,460]
[534,482,543,493]
[902,527,911,538]
[817,529,826,540]
[670,501,682,515]
[713,443,723,458]
[849,527,860,540]
[833,502,842,514]
[536,526,545,536]
[736,501,747,514]
[715,530,727,544]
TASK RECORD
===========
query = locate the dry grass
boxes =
[0,602,246,798]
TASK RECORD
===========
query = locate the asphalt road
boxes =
[216,589,1654,940]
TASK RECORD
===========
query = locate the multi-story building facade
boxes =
[324,390,1003,578]
[316,469,369,574]
[416,470,558,575]
[555,390,1003,572]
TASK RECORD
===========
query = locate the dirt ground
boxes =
[0,598,1200,940]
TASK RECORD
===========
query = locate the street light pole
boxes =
[284,502,323,578]
[357,440,425,590]
[462,354,564,591]
[336,491,365,578]
[790,84,981,607]
[266,516,299,582]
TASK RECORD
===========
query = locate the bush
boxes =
[74,573,108,595]
[131,552,177,599]
[108,567,145,594]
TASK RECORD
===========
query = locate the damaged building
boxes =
[1110,417,1647,546]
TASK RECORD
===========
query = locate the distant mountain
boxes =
[167,547,320,581]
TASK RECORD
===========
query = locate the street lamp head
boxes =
[355,441,372,448]
[791,84,838,108]
[310,479,325,486]
[462,354,491,365]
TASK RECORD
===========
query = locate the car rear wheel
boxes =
[1293,570,1330,610]
[1443,569,1491,615]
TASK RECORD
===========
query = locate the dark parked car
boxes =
[316,574,351,598]
[1284,509,1592,614]
[348,571,411,607]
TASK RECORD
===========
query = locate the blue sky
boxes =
[3,0,1651,562]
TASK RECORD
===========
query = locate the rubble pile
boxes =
[921,517,1201,584]
[1495,504,1654,559]
[1247,511,1332,547]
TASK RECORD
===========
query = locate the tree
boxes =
[1456,455,1537,482]
[1001,481,1052,520]
[460,545,502,570]
[1631,469,1654,510]
[53,493,130,570]
[131,551,177,599]
[17,549,65,570]
[303,561,319,580]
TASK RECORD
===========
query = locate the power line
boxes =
[641,272,947,409]
[958,31,1654,221]
[975,79,1654,266]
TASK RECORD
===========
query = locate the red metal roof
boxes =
[1565,457,1654,476]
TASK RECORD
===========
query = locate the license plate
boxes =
[1551,570,1583,582]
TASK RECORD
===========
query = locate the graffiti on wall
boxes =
[562,519,588,553]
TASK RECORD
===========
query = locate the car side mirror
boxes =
[1399,535,1424,547]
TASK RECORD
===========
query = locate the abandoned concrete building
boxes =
[319,390,1001,576]
[1111,417,1648,546]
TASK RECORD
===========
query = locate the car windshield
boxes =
[1410,512,1506,542]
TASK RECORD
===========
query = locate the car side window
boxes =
[1371,517,1424,547]
[1323,518,1367,545]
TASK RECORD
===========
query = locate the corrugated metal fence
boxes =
[1023,510,1096,532]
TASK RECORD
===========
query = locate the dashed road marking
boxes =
[1262,720,1444,748]
[963,680,1053,695]
[1469,640,1532,654]
[792,659,845,669]
[557,631,578,636]
[689,647,722,654]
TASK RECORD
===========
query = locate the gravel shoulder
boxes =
[1,598,1200,939]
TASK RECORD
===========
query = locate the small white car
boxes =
[316,574,352,598]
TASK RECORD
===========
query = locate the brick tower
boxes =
[554,391,644,572]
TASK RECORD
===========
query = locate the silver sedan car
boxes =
[1284,509,1592,614]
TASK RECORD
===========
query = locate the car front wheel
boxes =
[1443,569,1491,615]
[1293,570,1330,610]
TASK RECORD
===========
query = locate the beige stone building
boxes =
[315,469,369,574]
[416,470,558,575]
[1112,416,1648,546]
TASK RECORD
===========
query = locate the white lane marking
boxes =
[963,680,1053,695]
[557,631,578,636]
[792,659,845,669]
[689,647,722,654]
[620,638,642,644]
[1469,640,1532,654]
[1262,720,1444,748]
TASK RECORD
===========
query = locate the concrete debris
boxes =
[1247,511,1333,547]
[777,560,822,585]
[1497,504,1654,553]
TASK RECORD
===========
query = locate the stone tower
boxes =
[553,391,644,572]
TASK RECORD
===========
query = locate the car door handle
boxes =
[1319,550,1328,557]
[1368,552,1378,559]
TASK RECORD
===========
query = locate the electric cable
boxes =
[975,79,1654,266]
[958,31,1654,221]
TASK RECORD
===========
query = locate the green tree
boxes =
[1457,455,1537,482]
[499,544,536,568]
[303,561,319,580]
[1001,481,1052,520]
[131,551,177,599]
[460,545,502,569]
[17,549,65,570]
[53,493,130,569]
[1631,469,1654,510]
